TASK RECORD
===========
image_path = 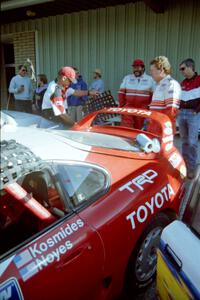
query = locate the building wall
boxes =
[1,0,200,100]
[14,32,35,74]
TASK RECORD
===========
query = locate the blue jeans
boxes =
[177,109,200,171]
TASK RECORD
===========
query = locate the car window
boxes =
[56,130,140,152]
[55,163,109,207]
[22,170,65,211]
[0,169,68,257]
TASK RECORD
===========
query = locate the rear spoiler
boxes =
[74,107,174,153]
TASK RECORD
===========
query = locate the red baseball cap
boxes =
[132,59,145,66]
[58,66,77,83]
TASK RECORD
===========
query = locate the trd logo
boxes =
[0,278,23,300]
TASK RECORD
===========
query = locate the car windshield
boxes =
[56,131,140,152]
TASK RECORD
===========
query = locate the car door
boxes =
[0,212,105,300]
[0,165,106,300]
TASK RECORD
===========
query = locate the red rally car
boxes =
[0,108,186,300]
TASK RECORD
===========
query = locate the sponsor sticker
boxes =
[163,121,173,136]
[119,169,158,194]
[126,183,175,230]
[13,219,84,281]
[165,143,173,151]
[0,278,24,300]
[107,107,152,116]
[169,152,182,168]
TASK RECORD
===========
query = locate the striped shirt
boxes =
[118,73,155,109]
[150,75,181,111]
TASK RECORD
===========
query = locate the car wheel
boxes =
[126,213,172,291]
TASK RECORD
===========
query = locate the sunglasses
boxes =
[21,69,27,72]
[179,67,186,71]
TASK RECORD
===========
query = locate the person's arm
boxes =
[50,85,75,126]
[59,113,75,126]
[9,77,22,94]
[81,81,88,102]
[164,81,181,118]
[73,90,99,97]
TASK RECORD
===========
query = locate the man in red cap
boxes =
[42,66,98,128]
[118,58,155,129]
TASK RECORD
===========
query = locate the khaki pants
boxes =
[68,105,84,122]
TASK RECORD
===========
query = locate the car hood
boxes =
[1,110,42,127]
[1,125,154,159]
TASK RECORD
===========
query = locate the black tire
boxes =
[125,213,172,292]
[0,139,43,190]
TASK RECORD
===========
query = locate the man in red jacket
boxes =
[118,58,155,129]
[178,58,200,179]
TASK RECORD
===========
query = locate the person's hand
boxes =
[50,85,62,100]
[89,90,100,97]
[32,104,37,113]
[18,85,24,93]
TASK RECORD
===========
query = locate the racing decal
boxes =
[162,135,173,143]
[163,121,173,151]
[0,256,15,277]
[165,143,173,151]
[13,219,84,281]
[119,169,158,193]
[168,152,182,168]
[126,183,175,230]
[107,107,152,116]
[0,278,24,300]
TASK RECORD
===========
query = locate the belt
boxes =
[180,107,195,110]
[180,100,198,110]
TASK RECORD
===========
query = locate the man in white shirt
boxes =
[42,66,98,128]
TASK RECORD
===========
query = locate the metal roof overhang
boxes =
[0,0,165,24]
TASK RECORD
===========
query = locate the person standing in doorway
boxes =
[9,64,33,113]
[178,58,200,179]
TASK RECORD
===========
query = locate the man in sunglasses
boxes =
[42,66,98,128]
[178,58,200,179]
[9,65,33,113]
